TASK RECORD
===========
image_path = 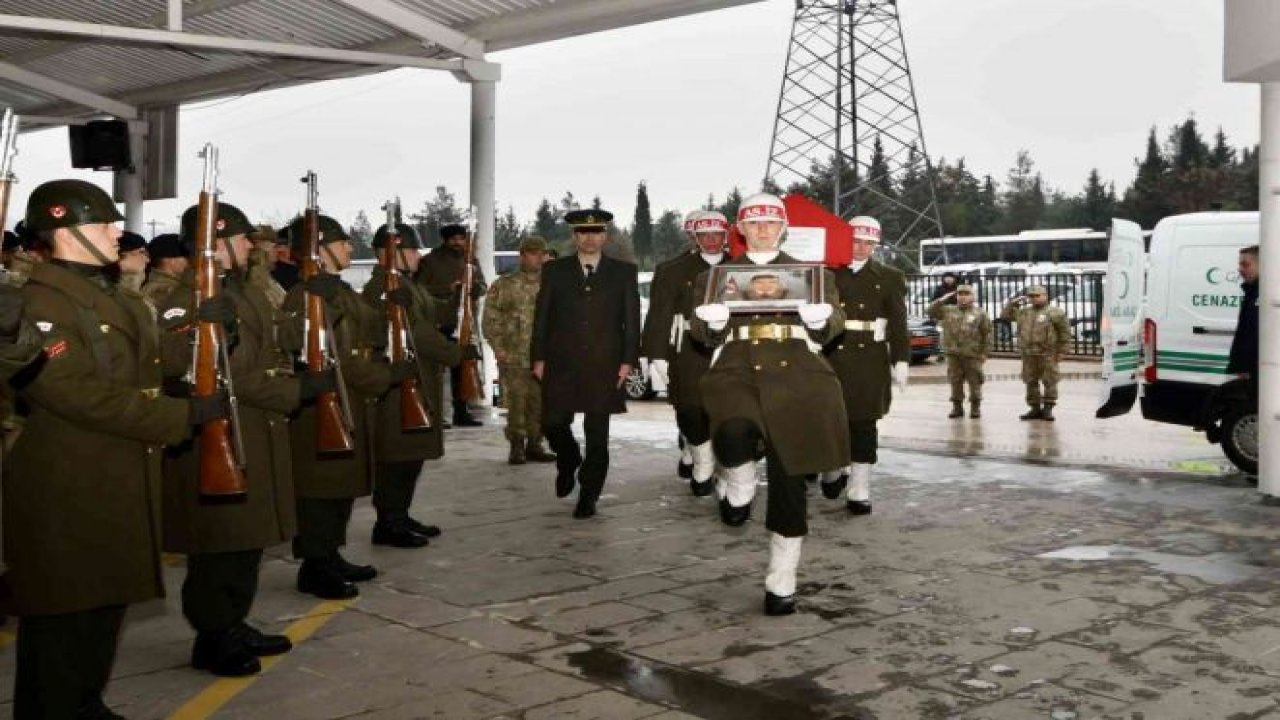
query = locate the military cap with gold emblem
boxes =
[564,209,613,231]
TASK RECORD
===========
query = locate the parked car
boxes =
[908,316,942,364]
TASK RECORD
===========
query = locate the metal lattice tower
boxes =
[766,0,943,261]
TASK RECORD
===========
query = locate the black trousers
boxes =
[182,549,263,634]
[712,418,808,538]
[674,405,712,446]
[545,410,611,502]
[849,420,879,464]
[292,497,354,560]
[15,604,126,719]
[373,461,423,522]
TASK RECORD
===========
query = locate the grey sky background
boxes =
[6,0,1258,237]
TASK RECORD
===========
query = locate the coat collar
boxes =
[30,262,143,342]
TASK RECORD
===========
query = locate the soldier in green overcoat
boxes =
[362,222,463,548]
[5,180,228,719]
[156,202,337,677]
[279,216,399,599]
[818,216,910,515]
[689,193,849,617]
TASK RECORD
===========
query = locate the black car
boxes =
[909,316,941,364]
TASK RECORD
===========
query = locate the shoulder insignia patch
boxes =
[162,307,187,320]
[44,339,69,360]
[35,321,53,332]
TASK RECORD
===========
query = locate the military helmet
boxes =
[25,179,124,232]
[519,235,549,253]
[373,223,422,250]
[180,202,255,243]
[737,193,787,224]
[286,214,350,254]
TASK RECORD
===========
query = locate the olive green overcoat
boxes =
[824,260,909,422]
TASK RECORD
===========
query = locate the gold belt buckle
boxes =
[747,324,791,341]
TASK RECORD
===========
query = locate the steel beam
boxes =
[332,0,484,59]
[0,61,136,118]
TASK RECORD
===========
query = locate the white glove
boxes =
[892,361,909,391]
[797,302,833,330]
[649,358,670,388]
[694,303,730,331]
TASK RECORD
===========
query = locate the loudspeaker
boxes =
[69,120,132,171]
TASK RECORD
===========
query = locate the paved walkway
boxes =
[0,366,1275,720]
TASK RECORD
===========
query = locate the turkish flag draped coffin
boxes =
[727,194,852,268]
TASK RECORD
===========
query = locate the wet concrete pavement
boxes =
[1,361,1276,719]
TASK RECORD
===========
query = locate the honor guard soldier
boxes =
[156,202,334,677]
[532,209,641,518]
[818,216,909,515]
[1001,285,1071,421]
[417,223,487,426]
[929,283,993,418]
[5,180,230,718]
[689,192,849,615]
[280,216,398,598]
[142,233,188,306]
[362,222,465,547]
[483,235,557,465]
[642,210,730,495]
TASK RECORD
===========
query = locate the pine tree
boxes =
[409,185,464,249]
[1078,169,1116,231]
[632,181,654,270]
[533,198,561,254]
[1119,128,1173,228]
[652,210,688,264]
[494,206,525,252]
[997,150,1045,233]
[349,210,374,259]
[718,187,744,224]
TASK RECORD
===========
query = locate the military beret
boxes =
[1026,285,1047,295]
[956,284,974,292]
[440,224,467,240]
[519,236,549,253]
[564,209,612,230]
[118,231,147,253]
[147,233,187,259]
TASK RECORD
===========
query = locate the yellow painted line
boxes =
[167,599,353,720]
[1174,460,1227,475]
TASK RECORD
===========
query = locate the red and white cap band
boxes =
[692,217,729,233]
[738,204,787,222]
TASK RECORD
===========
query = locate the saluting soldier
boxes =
[689,192,849,616]
[641,210,730,495]
[929,283,993,418]
[416,223,487,427]
[532,209,641,519]
[280,216,400,599]
[362,222,464,547]
[5,180,229,719]
[142,233,188,307]
[155,202,338,677]
[818,216,909,516]
[483,235,557,465]
[1002,285,1071,421]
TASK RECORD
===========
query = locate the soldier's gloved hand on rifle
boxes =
[189,390,231,425]
[0,285,23,344]
[694,303,730,332]
[388,359,417,383]
[298,368,337,402]
[386,287,413,308]
[197,293,238,333]
[797,302,834,330]
[463,345,483,361]
[303,273,342,302]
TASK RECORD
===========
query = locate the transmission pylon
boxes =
[766,0,944,264]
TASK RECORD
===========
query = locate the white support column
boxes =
[1259,82,1280,498]
[118,121,147,233]
[470,77,497,404]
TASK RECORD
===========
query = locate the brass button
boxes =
[780,360,788,367]
[751,340,759,346]
[837,345,844,350]
[753,365,762,371]
[858,343,865,349]
[858,303,864,309]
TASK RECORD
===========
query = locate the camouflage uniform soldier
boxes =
[115,231,149,294]
[1001,285,1071,421]
[247,224,287,310]
[928,283,993,418]
[483,236,556,465]
[142,234,188,307]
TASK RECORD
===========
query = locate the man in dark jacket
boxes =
[532,209,640,518]
[1227,245,1259,390]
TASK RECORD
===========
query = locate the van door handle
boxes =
[1192,326,1234,335]
[1115,340,1129,346]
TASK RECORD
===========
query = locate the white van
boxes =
[1096,213,1257,473]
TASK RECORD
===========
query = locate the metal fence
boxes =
[905,272,1106,357]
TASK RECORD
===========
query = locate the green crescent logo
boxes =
[1117,271,1130,299]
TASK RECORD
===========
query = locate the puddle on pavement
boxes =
[566,646,856,720]
[1036,544,1261,584]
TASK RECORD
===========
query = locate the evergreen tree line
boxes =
[345,116,1258,271]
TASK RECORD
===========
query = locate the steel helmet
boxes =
[737,193,787,224]
[683,210,706,236]
[850,215,882,244]
[25,179,124,232]
[373,223,422,250]
[691,211,729,235]
[180,202,255,244]
[286,214,351,255]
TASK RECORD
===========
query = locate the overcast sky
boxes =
[6,0,1260,237]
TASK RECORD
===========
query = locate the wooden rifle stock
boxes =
[0,109,17,257]
[456,222,484,403]
[193,145,247,502]
[381,202,431,432]
[300,173,355,455]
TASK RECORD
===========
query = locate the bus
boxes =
[918,228,1112,271]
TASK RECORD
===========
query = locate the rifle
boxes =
[380,199,431,431]
[0,109,17,237]
[455,209,484,404]
[299,171,355,455]
[192,144,248,502]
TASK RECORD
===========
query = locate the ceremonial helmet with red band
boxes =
[850,215,882,244]
[682,209,705,237]
[691,211,729,234]
[737,193,788,224]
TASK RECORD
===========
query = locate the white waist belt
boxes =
[845,318,887,342]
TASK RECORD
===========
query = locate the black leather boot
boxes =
[297,559,358,599]
[372,521,429,548]
[192,630,262,677]
[764,591,797,616]
[332,552,378,582]
[232,622,293,657]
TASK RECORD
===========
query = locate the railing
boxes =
[906,272,1105,357]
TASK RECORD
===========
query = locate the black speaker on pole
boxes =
[69,120,132,171]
